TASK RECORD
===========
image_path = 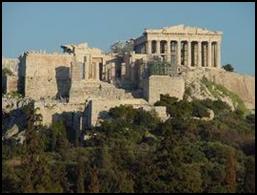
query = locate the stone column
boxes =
[111,62,116,82]
[188,41,191,67]
[198,41,202,67]
[177,40,181,66]
[83,56,88,80]
[147,40,152,54]
[208,41,212,67]
[156,40,161,55]
[216,42,221,68]
[121,62,126,79]
[167,40,171,63]
[71,57,81,81]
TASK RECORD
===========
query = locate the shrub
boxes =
[192,101,210,118]
[222,64,234,72]
[2,68,14,76]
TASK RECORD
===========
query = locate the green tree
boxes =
[222,64,234,72]
[21,129,54,192]
[88,166,100,193]
[50,121,70,158]
[224,149,236,192]
[76,152,85,193]
[243,156,255,193]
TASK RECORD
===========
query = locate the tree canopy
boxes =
[2,96,255,193]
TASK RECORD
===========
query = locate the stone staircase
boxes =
[69,81,134,103]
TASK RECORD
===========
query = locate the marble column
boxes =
[111,62,116,81]
[198,41,202,67]
[188,41,191,67]
[121,62,126,79]
[216,42,221,68]
[167,40,171,62]
[147,41,152,54]
[208,41,212,67]
[156,40,161,55]
[177,40,181,66]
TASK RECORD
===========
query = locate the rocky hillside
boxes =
[182,68,255,111]
[2,94,34,144]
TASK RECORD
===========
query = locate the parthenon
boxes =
[134,24,222,68]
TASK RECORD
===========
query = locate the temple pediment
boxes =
[145,24,222,35]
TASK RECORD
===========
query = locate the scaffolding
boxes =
[148,59,175,76]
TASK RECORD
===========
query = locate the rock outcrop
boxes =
[2,95,33,144]
[183,68,255,110]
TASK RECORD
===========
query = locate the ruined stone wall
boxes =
[5,76,18,93]
[2,58,19,93]
[24,53,73,100]
[2,58,19,76]
[87,98,168,127]
[34,101,87,144]
[34,101,85,127]
[145,75,185,104]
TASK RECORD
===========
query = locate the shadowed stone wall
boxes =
[144,75,185,104]
[21,52,72,100]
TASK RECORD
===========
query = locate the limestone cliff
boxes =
[183,68,255,110]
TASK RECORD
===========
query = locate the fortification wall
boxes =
[24,53,73,99]
[145,75,185,104]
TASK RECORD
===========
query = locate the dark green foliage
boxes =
[2,67,14,76]
[192,100,210,118]
[222,64,234,72]
[243,156,255,193]
[155,94,212,119]
[2,97,255,193]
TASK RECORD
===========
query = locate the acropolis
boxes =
[2,24,255,130]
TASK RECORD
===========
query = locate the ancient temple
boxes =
[133,24,222,68]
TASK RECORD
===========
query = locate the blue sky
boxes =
[2,2,255,75]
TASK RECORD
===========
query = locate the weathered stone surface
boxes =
[23,53,72,100]
[2,96,32,113]
[34,101,85,127]
[3,124,19,140]
[14,131,26,144]
[144,75,185,104]
[2,58,19,76]
[183,68,255,109]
